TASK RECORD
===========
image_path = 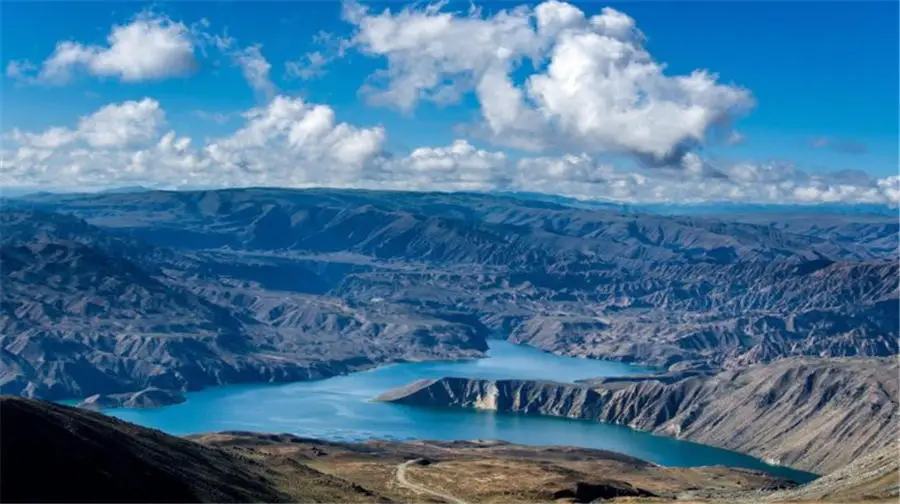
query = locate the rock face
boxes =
[377,357,899,474]
[77,388,186,410]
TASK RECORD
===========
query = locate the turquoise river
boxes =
[98,341,817,483]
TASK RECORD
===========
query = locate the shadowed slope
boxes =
[0,396,383,503]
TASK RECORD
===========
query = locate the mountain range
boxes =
[0,188,897,499]
[2,188,896,400]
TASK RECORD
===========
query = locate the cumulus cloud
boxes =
[341,0,754,164]
[204,95,387,184]
[8,13,197,84]
[375,140,511,191]
[2,96,895,206]
[1,96,386,189]
[5,10,271,98]
[512,155,899,205]
[1,95,895,205]
[9,99,164,149]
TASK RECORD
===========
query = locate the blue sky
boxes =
[1,1,897,203]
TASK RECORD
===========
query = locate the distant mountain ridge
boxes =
[1,188,897,400]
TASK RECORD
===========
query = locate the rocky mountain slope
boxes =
[5,188,897,377]
[377,356,899,474]
[0,210,488,400]
[748,443,898,503]
[507,257,899,369]
[1,396,288,502]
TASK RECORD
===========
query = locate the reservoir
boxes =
[103,341,817,483]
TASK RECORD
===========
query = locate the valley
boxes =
[3,189,897,397]
[88,341,815,483]
[0,188,897,501]
[3,396,897,504]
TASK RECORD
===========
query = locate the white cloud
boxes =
[376,139,511,191]
[286,51,330,80]
[510,155,900,205]
[342,1,753,163]
[78,99,166,148]
[203,32,278,100]
[9,13,197,84]
[203,95,387,183]
[232,45,276,99]
[349,1,541,112]
[285,31,353,80]
[5,10,273,97]
[1,96,896,206]
[1,96,385,189]
[5,60,36,80]
[9,99,164,150]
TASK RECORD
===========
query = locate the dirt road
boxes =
[394,459,469,504]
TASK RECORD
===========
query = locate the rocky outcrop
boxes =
[377,357,899,474]
[77,388,186,410]
[550,481,656,502]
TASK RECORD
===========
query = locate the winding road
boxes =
[394,459,469,504]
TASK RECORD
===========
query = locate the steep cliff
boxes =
[377,356,899,474]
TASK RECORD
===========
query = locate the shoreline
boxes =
[50,344,818,484]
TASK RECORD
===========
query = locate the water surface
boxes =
[104,341,817,483]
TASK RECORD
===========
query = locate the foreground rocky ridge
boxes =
[0,395,295,502]
[377,356,899,474]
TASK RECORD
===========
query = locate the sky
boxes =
[1,0,898,204]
